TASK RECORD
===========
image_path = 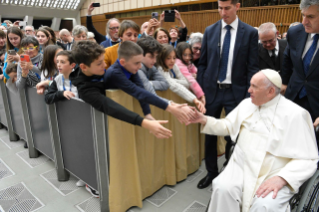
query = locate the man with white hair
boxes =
[190,69,318,212]
[25,25,35,36]
[58,29,74,50]
[258,22,287,75]
[282,0,319,141]
[87,3,120,48]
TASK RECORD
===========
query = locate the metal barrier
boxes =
[0,83,110,211]
[53,98,110,211]
[0,80,19,141]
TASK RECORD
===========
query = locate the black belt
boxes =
[218,84,231,89]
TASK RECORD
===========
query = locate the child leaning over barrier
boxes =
[44,51,78,104]
[136,36,169,94]
[104,40,195,122]
[175,42,205,106]
[157,44,206,113]
[69,40,173,138]
[69,40,173,197]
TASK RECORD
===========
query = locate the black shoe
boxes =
[197,174,218,189]
[24,142,28,148]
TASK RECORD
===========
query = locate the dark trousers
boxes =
[205,86,238,176]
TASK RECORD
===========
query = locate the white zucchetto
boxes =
[261,69,282,88]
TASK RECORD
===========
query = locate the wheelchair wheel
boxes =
[294,170,319,212]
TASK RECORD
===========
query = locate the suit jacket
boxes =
[197,19,259,105]
[258,39,287,74]
[282,24,319,118]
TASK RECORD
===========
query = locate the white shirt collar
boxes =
[275,39,279,51]
[261,94,281,109]
[221,16,238,31]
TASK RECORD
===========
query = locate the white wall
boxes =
[0,4,80,20]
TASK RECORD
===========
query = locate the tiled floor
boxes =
[0,128,225,212]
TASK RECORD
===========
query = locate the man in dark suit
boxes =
[281,0,319,130]
[258,22,287,75]
[197,0,259,189]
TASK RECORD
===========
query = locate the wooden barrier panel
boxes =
[82,5,302,35]
[106,89,205,212]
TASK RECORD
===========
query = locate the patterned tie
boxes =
[218,25,232,82]
[299,34,319,99]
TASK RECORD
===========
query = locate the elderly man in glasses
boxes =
[87,3,121,48]
[258,22,287,78]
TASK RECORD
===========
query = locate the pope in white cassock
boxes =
[190,69,319,212]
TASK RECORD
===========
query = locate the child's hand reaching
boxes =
[63,91,75,100]
[141,119,172,139]
[199,95,206,106]
[36,80,50,95]
[193,98,206,114]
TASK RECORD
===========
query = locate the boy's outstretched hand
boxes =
[166,103,196,124]
[141,119,172,139]
[36,80,50,95]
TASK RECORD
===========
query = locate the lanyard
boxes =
[62,76,72,91]
[170,69,176,78]
[170,41,177,48]
[49,73,57,80]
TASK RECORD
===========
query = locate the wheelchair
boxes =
[207,141,319,212]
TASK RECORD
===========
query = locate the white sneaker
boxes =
[76,180,85,187]
[85,185,99,198]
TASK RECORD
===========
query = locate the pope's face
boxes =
[248,73,273,106]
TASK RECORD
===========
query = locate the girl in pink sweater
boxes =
[175,42,205,105]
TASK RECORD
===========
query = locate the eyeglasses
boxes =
[109,27,119,31]
[25,30,34,32]
[260,37,276,45]
[21,46,37,51]
[192,47,201,52]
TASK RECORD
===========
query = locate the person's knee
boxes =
[250,193,281,212]
[213,178,241,197]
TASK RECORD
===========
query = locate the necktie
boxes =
[271,49,276,66]
[218,25,232,82]
[299,34,319,99]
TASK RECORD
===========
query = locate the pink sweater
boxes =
[175,58,204,98]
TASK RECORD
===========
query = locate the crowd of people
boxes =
[0,0,319,211]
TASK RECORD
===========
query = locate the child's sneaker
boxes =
[76,180,85,187]
[85,185,99,198]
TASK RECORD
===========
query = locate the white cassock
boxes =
[203,94,319,212]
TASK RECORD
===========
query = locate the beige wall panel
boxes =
[171,0,180,3]
[138,0,144,8]
[108,2,114,12]
[124,1,130,10]
[145,0,152,7]
[80,10,84,17]
[113,2,119,11]
[162,0,170,4]
[103,4,108,13]
[153,0,160,6]
[131,0,137,9]
[119,1,125,10]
